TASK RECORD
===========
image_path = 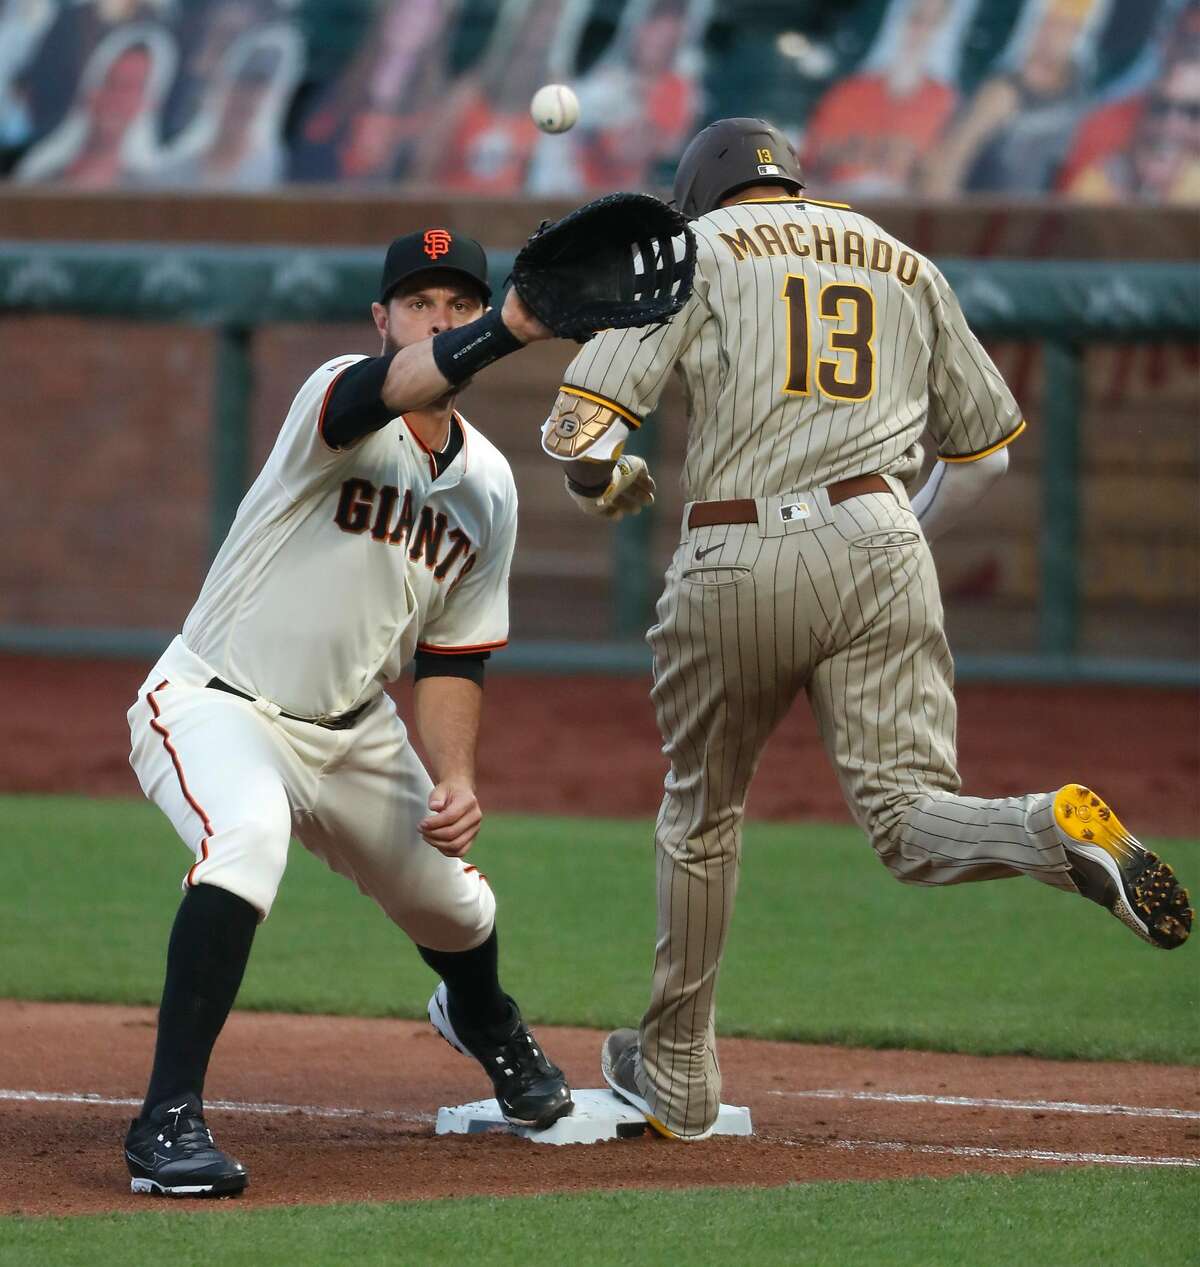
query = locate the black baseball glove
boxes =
[511,192,697,342]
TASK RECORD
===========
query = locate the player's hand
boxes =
[420,779,483,857]
[500,288,554,344]
[566,455,656,521]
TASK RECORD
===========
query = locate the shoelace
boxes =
[152,1113,215,1156]
[489,1030,557,1088]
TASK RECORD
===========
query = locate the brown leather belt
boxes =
[687,474,893,529]
[206,677,375,730]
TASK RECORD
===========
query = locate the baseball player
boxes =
[537,118,1194,1141]
[123,228,571,1197]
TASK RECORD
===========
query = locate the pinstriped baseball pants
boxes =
[636,485,1076,1138]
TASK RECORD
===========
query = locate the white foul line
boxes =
[824,1138,1200,1169]
[0,1088,434,1126]
[770,1088,1200,1121]
[6,1089,1198,1170]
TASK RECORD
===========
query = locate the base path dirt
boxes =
[3,660,1198,1215]
[2,655,1198,835]
[2,1001,1197,1217]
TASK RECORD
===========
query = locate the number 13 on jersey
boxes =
[781,275,875,401]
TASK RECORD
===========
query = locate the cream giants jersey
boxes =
[559,196,1025,500]
[181,356,517,718]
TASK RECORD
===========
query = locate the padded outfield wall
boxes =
[1,195,1197,682]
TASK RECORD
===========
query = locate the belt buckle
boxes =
[314,695,373,730]
[317,704,359,730]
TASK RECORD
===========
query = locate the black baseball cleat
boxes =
[1054,784,1193,950]
[125,1095,248,1197]
[428,981,573,1128]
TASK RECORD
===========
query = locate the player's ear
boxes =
[371,301,389,339]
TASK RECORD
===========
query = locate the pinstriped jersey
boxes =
[560,196,1024,501]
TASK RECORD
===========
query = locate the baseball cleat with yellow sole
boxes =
[601,1028,714,1141]
[1053,784,1193,950]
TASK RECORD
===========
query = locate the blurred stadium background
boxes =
[1,0,1197,684]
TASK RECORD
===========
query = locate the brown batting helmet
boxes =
[672,117,804,220]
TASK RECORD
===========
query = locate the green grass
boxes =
[1,794,1197,1063]
[3,1170,1197,1266]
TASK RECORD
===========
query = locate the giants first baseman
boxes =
[123,230,572,1196]
[538,118,1194,1140]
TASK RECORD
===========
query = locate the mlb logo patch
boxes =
[757,164,782,176]
[779,502,810,523]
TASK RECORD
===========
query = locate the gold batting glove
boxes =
[565,456,656,521]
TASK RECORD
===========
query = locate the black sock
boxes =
[140,883,258,1119]
[417,927,510,1031]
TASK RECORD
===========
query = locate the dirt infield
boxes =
[3,1001,1197,1216]
[2,655,1198,1214]
[3,654,1198,834]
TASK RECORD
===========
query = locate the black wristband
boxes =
[566,472,610,497]
[432,308,524,386]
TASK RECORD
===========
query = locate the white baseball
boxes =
[530,83,579,134]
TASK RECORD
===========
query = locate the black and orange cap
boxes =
[380,229,491,304]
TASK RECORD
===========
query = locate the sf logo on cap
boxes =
[424,229,453,260]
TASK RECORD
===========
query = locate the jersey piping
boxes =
[402,416,439,479]
[939,419,1027,462]
[146,680,215,886]
[401,412,471,482]
[415,638,508,654]
[738,195,854,209]
[560,385,644,428]
[451,411,470,475]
